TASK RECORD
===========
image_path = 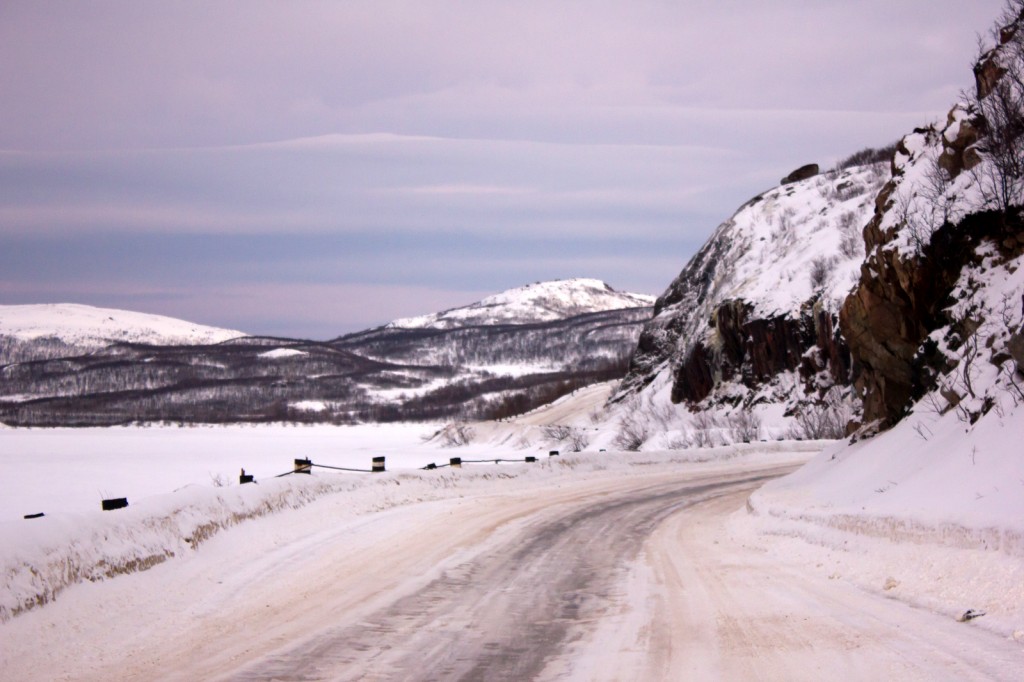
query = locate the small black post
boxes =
[294,458,312,474]
[239,468,254,485]
[450,457,462,469]
[372,456,386,473]
[525,456,537,463]
[23,512,45,519]
[549,450,559,457]
[424,462,437,470]
[101,497,128,511]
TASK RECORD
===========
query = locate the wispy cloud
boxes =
[0,0,1008,335]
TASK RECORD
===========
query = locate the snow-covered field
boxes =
[2,384,1023,677]
[2,433,1021,680]
[0,422,447,519]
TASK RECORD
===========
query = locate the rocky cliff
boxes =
[616,4,1024,446]
[617,160,889,423]
[840,7,1024,429]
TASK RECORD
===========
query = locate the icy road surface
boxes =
[3,458,1021,681]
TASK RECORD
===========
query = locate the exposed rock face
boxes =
[781,163,820,184]
[937,107,983,177]
[670,300,849,404]
[841,209,1022,426]
[840,6,1024,427]
[617,162,887,412]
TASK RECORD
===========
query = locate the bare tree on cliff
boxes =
[970,1,1024,213]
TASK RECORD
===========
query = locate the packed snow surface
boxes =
[1,429,1021,679]
[0,303,245,347]
[387,278,654,329]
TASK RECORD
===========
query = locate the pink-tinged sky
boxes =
[0,0,1008,338]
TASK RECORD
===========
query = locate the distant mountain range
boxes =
[0,279,653,426]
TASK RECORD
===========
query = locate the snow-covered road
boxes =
[4,453,1021,681]
[229,469,787,681]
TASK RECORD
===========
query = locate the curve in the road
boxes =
[231,473,778,681]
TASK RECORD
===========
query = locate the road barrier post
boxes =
[294,458,312,474]
[372,456,386,473]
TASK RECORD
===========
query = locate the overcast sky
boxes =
[0,1,1008,338]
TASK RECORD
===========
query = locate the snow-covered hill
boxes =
[0,281,653,426]
[0,303,245,348]
[387,278,654,330]
[615,159,889,432]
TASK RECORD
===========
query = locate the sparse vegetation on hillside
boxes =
[833,143,898,171]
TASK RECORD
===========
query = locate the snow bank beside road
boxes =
[743,403,1024,640]
[0,445,812,624]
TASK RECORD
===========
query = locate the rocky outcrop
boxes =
[781,163,819,184]
[840,6,1024,428]
[617,162,886,412]
[671,299,849,404]
[842,208,1024,426]
[937,108,983,178]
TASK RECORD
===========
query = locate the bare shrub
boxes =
[728,410,762,442]
[790,407,845,440]
[834,181,866,202]
[690,411,721,447]
[568,427,591,452]
[809,256,837,290]
[961,6,1024,212]
[440,422,475,447]
[645,397,677,431]
[837,211,863,258]
[613,412,649,451]
[541,424,572,441]
[788,388,852,440]
[665,432,691,449]
[834,143,899,171]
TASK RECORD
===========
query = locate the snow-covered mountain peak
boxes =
[0,303,245,348]
[386,278,655,330]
